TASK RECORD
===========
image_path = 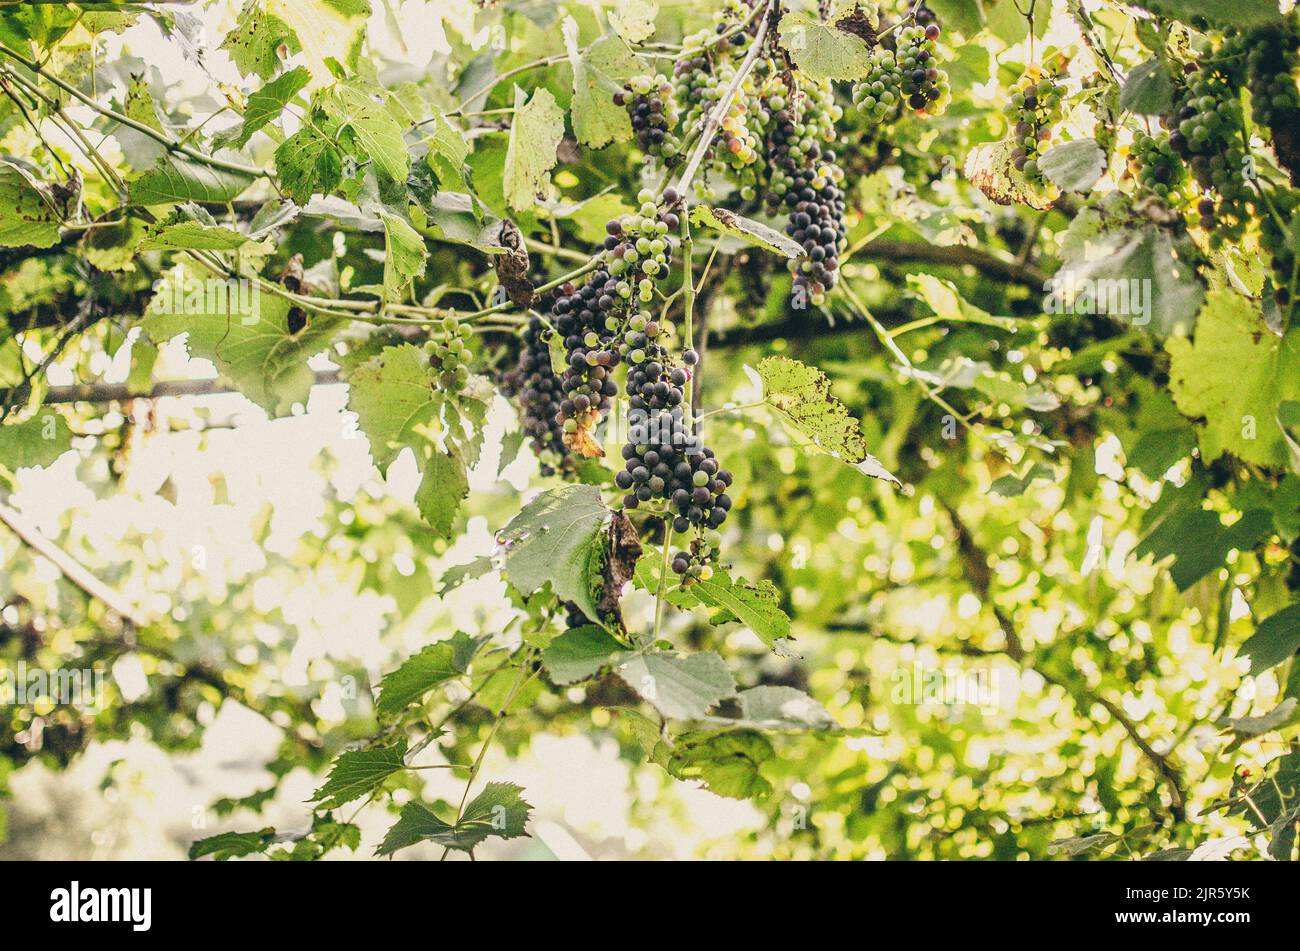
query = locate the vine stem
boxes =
[651,522,674,645]
[440,649,538,861]
[670,0,777,200]
[0,45,268,179]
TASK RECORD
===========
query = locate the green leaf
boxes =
[502,86,564,211]
[687,570,792,652]
[1168,290,1300,466]
[437,556,494,595]
[0,159,75,248]
[326,81,411,192]
[1239,604,1300,676]
[669,729,774,799]
[221,0,300,80]
[142,284,337,414]
[275,124,344,204]
[414,447,469,538]
[188,829,276,861]
[608,0,658,44]
[424,114,471,191]
[376,782,532,855]
[1120,58,1174,115]
[566,24,639,150]
[375,633,484,718]
[0,412,72,472]
[223,66,311,148]
[379,210,428,301]
[137,211,268,252]
[1054,225,1205,337]
[1126,0,1283,28]
[753,356,900,484]
[906,274,1018,331]
[777,10,872,82]
[735,685,837,730]
[689,205,803,258]
[129,156,256,205]
[310,739,408,809]
[1137,507,1272,591]
[1038,138,1107,193]
[1217,698,1300,738]
[615,649,737,720]
[541,624,630,685]
[348,344,480,535]
[498,483,609,624]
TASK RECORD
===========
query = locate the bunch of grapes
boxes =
[429,318,474,391]
[1167,67,1253,246]
[852,48,905,124]
[551,189,681,455]
[1242,23,1300,136]
[500,317,569,476]
[1130,131,1190,210]
[613,344,734,581]
[1260,189,1300,313]
[614,75,683,164]
[765,79,847,308]
[1004,69,1065,187]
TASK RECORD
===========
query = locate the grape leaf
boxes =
[275,123,344,204]
[221,66,311,149]
[668,729,774,799]
[424,114,471,191]
[379,210,428,301]
[753,355,900,483]
[1167,289,1300,466]
[0,412,72,473]
[738,685,836,729]
[437,556,494,595]
[1239,603,1300,676]
[325,81,411,193]
[376,782,532,855]
[541,624,631,685]
[142,283,339,414]
[609,0,658,44]
[689,205,803,258]
[267,0,367,83]
[777,10,872,82]
[1120,58,1174,115]
[1126,0,1283,28]
[129,156,256,205]
[310,739,408,809]
[0,159,76,248]
[565,22,638,150]
[498,483,609,624]
[348,344,481,536]
[687,570,792,651]
[1038,138,1107,193]
[502,86,564,211]
[221,0,299,80]
[188,829,276,861]
[374,633,485,718]
[615,649,737,720]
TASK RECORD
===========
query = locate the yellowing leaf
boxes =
[503,86,564,211]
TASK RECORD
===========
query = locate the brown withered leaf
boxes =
[488,219,534,307]
[963,139,1055,211]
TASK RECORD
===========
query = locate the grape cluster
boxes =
[613,344,734,578]
[552,189,681,455]
[430,318,474,391]
[1260,189,1300,312]
[1167,68,1253,246]
[500,317,568,476]
[765,80,847,308]
[1004,69,1065,187]
[1242,24,1300,134]
[1130,131,1190,210]
[614,75,682,164]
[852,23,948,123]
[852,48,906,124]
